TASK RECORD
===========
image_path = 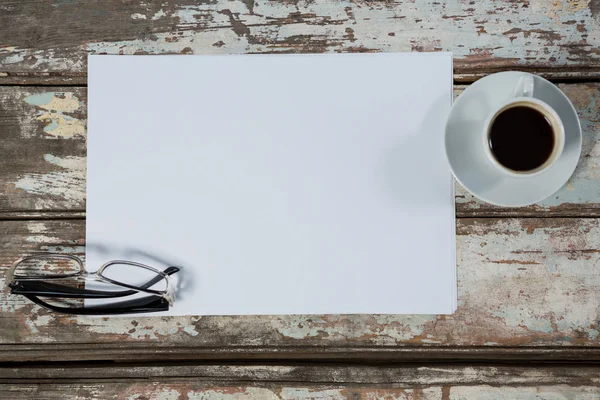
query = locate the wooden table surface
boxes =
[1,0,600,398]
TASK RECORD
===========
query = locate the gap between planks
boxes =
[1,211,600,220]
[1,345,600,363]
[2,67,600,86]
[0,210,86,221]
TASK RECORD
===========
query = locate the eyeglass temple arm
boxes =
[164,266,180,276]
[23,294,170,315]
[9,281,139,299]
[138,266,180,290]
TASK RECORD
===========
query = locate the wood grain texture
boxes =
[1,364,600,399]
[3,363,600,384]
[0,218,599,361]
[1,84,598,217]
[1,384,599,400]
[3,344,600,363]
[1,0,600,83]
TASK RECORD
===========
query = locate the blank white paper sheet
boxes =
[86,53,456,316]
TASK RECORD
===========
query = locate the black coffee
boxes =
[488,105,555,171]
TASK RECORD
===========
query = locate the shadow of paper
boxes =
[379,93,502,206]
[378,95,452,206]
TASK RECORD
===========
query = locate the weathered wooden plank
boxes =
[1,365,600,399]
[1,383,599,400]
[0,217,599,361]
[1,84,598,216]
[3,345,600,363]
[1,364,600,386]
[1,364,600,399]
[1,0,600,83]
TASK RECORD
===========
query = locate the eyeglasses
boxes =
[6,254,180,315]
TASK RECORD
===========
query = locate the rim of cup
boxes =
[482,97,565,178]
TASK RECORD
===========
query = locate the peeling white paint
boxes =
[27,222,48,234]
[25,235,63,244]
[38,245,85,255]
[2,51,25,64]
[86,28,246,56]
[23,92,85,139]
[67,386,600,400]
[0,0,598,78]
[281,388,346,400]
[15,155,86,208]
[450,385,600,399]
[152,9,167,21]
[183,323,200,336]
[187,387,280,400]
[27,314,53,333]
[85,317,190,339]
[155,389,184,400]
[0,294,33,314]
[44,154,86,172]
[0,46,17,54]
[25,92,80,113]
[366,388,441,400]
[457,219,600,344]
[273,314,436,344]
[81,0,600,69]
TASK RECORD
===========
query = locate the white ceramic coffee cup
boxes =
[482,74,565,178]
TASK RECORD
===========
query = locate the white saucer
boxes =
[445,71,582,207]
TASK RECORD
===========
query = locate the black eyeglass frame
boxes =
[22,293,172,315]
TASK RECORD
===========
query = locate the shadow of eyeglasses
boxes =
[85,243,196,301]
